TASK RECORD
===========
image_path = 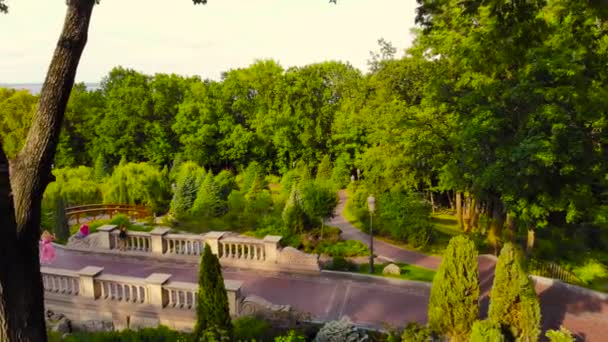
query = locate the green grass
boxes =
[431,213,461,235]
[342,199,451,256]
[357,262,436,282]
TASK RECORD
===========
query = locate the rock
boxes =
[52,317,71,334]
[74,320,114,332]
[382,263,401,276]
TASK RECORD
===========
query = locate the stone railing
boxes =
[41,266,302,332]
[88,226,320,273]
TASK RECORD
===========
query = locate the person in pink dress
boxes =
[40,230,56,265]
[75,224,90,239]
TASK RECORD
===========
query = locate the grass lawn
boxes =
[356,262,436,282]
[342,199,455,255]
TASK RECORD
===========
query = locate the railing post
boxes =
[150,227,171,255]
[224,280,243,317]
[145,273,172,307]
[205,231,225,255]
[78,266,104,299]
[263,235,282,263]
[97,225,117,249]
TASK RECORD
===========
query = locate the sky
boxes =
[0,0,418,83]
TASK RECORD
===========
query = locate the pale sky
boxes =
[0,0,418,83]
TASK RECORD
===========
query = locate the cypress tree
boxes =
[316,155,333,182]
[194,244,232,341]
[428,235,480,342]
[53,196,70,241]
[241,161,263,193]
[489,243,541,342]
[470,320,505,342]
[282,184,306,233]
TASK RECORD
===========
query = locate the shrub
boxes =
[378,191,433,248]
[428,235,479,341]
[470,320,505,342]
[545,326,575,342]
[315,240,369,257]
[572,259,608,285]
[400,322,432,342]
[326,256,358,272]
[50,326,190,341]
[275,330,307,342]
[233,316,272,341]
[110,214,132,228]
[313,317,368,342]
[489,243,540,342]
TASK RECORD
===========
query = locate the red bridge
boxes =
[66,204,152,224]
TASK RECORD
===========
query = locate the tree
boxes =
[428,235,479,341]
[282,184,307,233]
[300,180,338,238]
[470,320,505,342]
[53,196,70,241]
[171,171,198,218]
[191,172,222,218]
[488,243,541,342]
[316,155,333,182]
[93,153,110,181]
[545,326,575,342]
[194,244,232,341]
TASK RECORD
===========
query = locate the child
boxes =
[118,225,128,251]
[40,230,56,264]
[75,224,89,239]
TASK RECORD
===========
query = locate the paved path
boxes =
[328,190,608,340]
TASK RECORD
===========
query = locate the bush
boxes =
[49,326,190,341]
[400,322,432,342]
[110,214,132,228]
[275,330,306,342]
[233,316,272,341]
[545,326,575,342]
[315,240,369,257]
[470,320,505,342]
[572,259,608,285]
[313,317,368,342]
[325,256,358,272]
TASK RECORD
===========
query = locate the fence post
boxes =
[263,235,282,263]
[78,266,104,299]
[145,273,172,307]
[97,225,117,249]
[224,280,243,317]
[150,227,171,255]
[205,231,225,255]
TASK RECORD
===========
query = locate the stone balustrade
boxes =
[41,265,244,331]
[91,225,320,273]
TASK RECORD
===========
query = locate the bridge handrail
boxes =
[66,203,149,211]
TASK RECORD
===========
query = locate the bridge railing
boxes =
[91,226,320,273]
[66,204,152,224]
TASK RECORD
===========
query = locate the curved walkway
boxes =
[329,190,608,340]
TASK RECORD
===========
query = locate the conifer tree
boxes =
[171,171,198,218]
[489,243,541,342]
[428,235,480,342]
[316,155,333,182]
[282,184,306,233]
[241,161,263,193]
[53,196,70,241]
[191,171,222,217]
[194,244,232,341]
[93,153,110,181]
[170,152,184,181]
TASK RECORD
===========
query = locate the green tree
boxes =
[171,171,198,218]
[52,196,70,241]
[194,244,232,341]
[93,153,110,181]
[470,320,505,342]
[488,243,541,342]
[282,184,307,233]
[191,172,222,218]
[0,88,37,158]
[428,235,479,341]
[316,155,333,182]
[300,180,338,238]
[545,326,575,342]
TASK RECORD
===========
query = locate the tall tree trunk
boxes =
[505,213,516,242]
[430,191,435,215]
[526,226,535,256]
[447,190,454,211]
[456,191,463,229]
[489,198,505,255]
[0,1,95,341]
[469,198,478,231]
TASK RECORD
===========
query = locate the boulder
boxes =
[382,263,401,276]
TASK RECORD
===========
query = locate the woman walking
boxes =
[40,230,56,265]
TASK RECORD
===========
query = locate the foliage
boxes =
[313,317,369,342]
[315,240,369,257]
[0,88,37,158]
[300,180,339,234]
[194,244,232,340]
[400,322,431,342]
[52,196,70,242]
[428,235,479,341]
[572,259,608,285]
[275,330,306,342]
[469,320,505,342]
[191,171,223,218]
[43,166,102,207]
[357,263,436,283]
[171,167,199,219]
[233,316,272,342]
[377,191,433,248]
[93,153,110,181]
[488,243,541,342]
[545,326,575,342]
[48,326,190,341]
[316,155,333,182]
[325,256,358,272]
[282,185,308,233]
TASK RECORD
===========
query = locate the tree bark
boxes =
[469,197,478,231]
[456,191,463,229]
[489,198,505,255]
[526,227,535,256]
[447,190,454,211]
[429,191,435,214]
[0,1,95,341]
